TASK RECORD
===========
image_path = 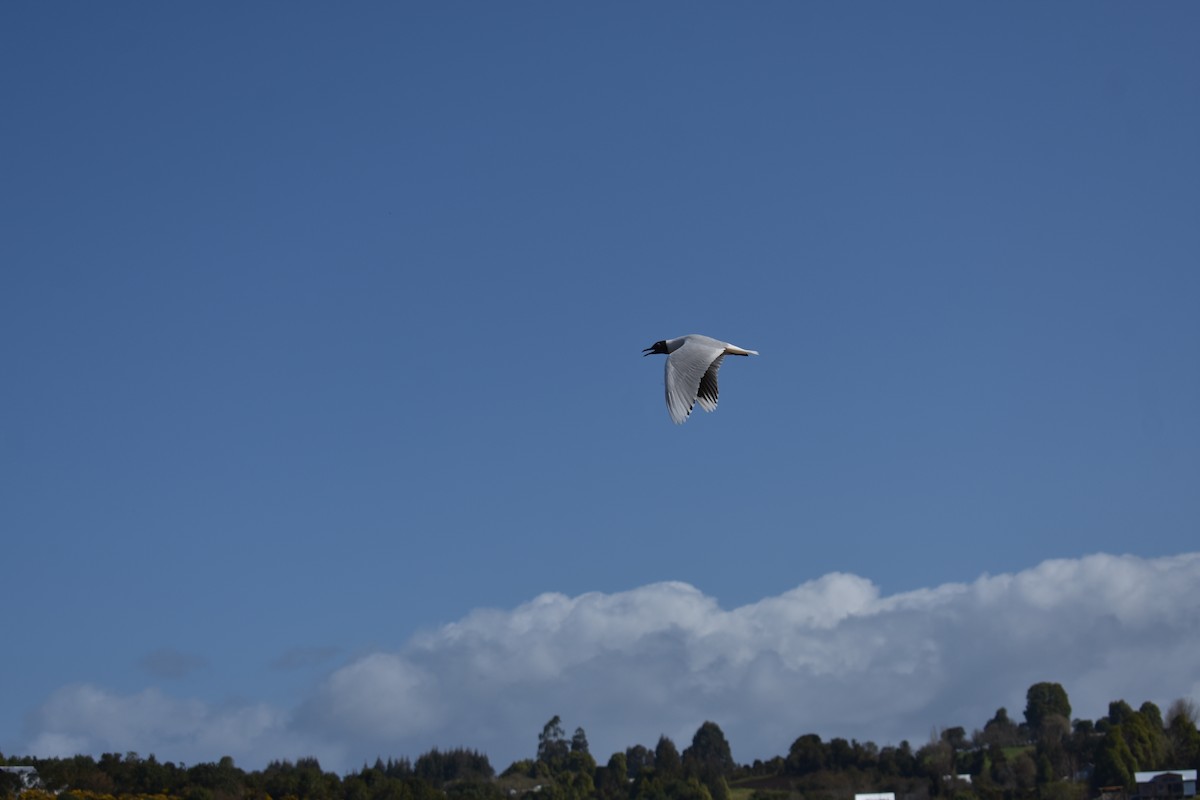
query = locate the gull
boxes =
[642,334,759,424]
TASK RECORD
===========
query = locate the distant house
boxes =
[0,766,41,790]
[855,793,895,800]
[1133,770,1198,800]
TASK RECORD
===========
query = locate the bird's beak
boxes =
[642,347,654,356]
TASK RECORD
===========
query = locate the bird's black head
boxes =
[642,340,668,357]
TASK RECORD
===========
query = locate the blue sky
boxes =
[2,2,1198,772]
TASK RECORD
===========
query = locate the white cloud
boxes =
[21,552,1200,773]
[25,685,312,769]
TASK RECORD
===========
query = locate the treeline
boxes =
[3,683,1199,800]
[0,753,477,800]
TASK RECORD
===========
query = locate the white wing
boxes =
[696,354,724,413]
[664,339,725,424]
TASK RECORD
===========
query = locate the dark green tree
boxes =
[260,757,340,800]
[570,728,590,755]
[654,737,682,778]
[705,774,730,800]
[878,743,916,778]
[682,722,735,778]
[1108,700,1136,727]
[1140,702,1165,732]
[1033,712,1074,783]
[595,752,628,800]
[188,755,246,799]
[916,737,954,791]
[1025,682,1072,734]
[624,745,654,779]
[444,782,504,800]
[785,734,825,775]
[413,748,493,786]
[981,708,1022,750]
[1011,750,1038,793]
[940,727,967,752]
[1094,726,1136,790]
[1121,708,1166,770]
[988,743,1014,790]
[827,737,856,771]
[538,716,570,769]
[681,722,734,800]
[560,751,597,799]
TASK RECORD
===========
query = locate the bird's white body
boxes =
[642,334,758,424]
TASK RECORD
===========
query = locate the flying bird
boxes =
[642,334,759,424]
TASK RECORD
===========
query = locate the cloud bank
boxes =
[23,552,1200,772]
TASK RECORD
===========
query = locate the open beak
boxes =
[642,347,655,356]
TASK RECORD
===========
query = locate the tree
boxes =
[785,734,825,775]
[571,728,590,755]
[625,745,654,779]
[1166,699,1200,768]
[538,716,570,768]
[654,737,682,778]
[827,738,855,771]
[941,727,967,752]
[989,743,1015,790]
[681,722,734,800]
[878,743,917,778]
[1035,713,1074,781]
[413,748,493,785]
[1120,708,1166,771]
[1108,700,1136,727]
[1025,682,1072,734]
[1094,726,1136,790]
[705,775,731,800]
[1167,698,1198,728]
[980,708,1022,750]
[595,752,628,800]
[1140,702,1165,733]
[1010,751,1038,792]
[916,736,954,789]
[257,757,339,800]
[682,722,735,779]
[188,755,245,797]
[560,751,597,799]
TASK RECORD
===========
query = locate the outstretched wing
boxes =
[664,340,723,424]
[695,354,724,413]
